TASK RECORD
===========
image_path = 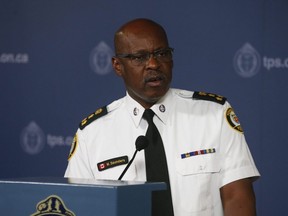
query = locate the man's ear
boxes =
[112,57,123,77]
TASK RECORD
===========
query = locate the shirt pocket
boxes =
[176,154,221,175]
[175,154,222,213]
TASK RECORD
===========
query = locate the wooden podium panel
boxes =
[0,177,166,216]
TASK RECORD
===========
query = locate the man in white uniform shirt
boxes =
[65,18,260,216]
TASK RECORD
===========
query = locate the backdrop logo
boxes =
[233,43,261,78]
[31,195,75,216]
[0,53,29,64]
[20,122,45,155]
[90,41,113,75]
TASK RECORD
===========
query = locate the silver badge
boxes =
[159,104,166,112]
[133,108,139,116]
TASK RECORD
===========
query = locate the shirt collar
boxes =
[125,93,145,128]
[125,89,173,127]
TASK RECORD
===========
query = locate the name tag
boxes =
[97,156,128,171]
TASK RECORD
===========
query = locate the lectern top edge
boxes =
[0,177,166,190]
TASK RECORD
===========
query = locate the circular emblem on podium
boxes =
[31,195,75,216]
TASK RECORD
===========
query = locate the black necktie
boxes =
[143,109,174,216]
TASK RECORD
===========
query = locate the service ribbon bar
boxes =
[181,148,216,159]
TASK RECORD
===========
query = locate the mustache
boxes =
[144,70,166,82]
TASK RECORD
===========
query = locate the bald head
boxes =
[111,18,173,108]
[114,18,169,54]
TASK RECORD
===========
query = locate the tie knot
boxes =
[143,109,155,124]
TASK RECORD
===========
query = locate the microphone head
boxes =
[135,135,149,151]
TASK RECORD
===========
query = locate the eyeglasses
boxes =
[115,47,174,66]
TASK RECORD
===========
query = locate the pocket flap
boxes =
[176,154,221,175]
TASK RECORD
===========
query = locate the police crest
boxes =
[68,134,78,160]
[31,195,75,216]
[89,41,113,75]
[226,108,243,133]
[233,43,261,78]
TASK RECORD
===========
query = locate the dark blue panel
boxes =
[1,0,287,215]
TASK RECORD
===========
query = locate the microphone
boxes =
[118,135,149,180]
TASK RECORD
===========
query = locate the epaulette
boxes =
[79,106,108,130]
[193,91,226,105]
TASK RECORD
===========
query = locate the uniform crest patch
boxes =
[193,91,226,105]
[68,134,78,160]
[79,106,108,130]
[226,107,243,133]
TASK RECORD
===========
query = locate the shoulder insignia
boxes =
[225,107,243,133]
[193,91,226,105]
[79,106,108,130]
[68,134,78,160]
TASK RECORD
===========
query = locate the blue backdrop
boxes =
[1,0,288,215]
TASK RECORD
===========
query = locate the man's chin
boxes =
[144,90,167,103]
[127,87,169,107]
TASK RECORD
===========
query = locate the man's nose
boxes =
[146,54,160,67]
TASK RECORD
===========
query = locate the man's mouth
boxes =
[145,75,165,86]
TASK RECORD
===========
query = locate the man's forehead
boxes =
[119,26,167,43]
[114,19,168,52]
[118,33,168,53]
[119,19,161,31]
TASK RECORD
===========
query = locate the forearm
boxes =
[221,178,257,216]
[223,195,256,216]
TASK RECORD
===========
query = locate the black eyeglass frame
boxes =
[115,47,174,65]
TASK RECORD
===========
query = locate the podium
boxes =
[0,177,166,216]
